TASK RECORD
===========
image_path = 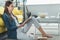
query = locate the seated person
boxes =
[2,1,52,40]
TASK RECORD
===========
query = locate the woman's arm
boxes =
[18,16,32,27]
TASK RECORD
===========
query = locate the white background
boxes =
[26,0,60,5]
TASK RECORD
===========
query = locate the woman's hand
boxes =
[18,16,32,28]
[18,24,24,28]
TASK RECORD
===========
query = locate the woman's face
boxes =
[7,3,14,13]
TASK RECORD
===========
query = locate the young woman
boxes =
[2,1,52,40]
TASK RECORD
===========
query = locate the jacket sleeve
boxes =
[2,14,18,31]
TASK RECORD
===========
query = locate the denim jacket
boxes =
[2,13,17,39]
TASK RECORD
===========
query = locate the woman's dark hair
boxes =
[4,1,12,14]
[4,1,17,21]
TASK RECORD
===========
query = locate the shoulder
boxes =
[3,13,10,18]
[3,13,8,17]
[2,13,10,20]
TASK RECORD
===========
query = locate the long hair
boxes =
[4,1,17,21]
[4,1,12,15]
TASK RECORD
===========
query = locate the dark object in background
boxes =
[18,7,20,10]
[26,11,31,18]
[11,0,13,1]
[32,15,38,18]
[0,31,7,40]
[26,6,31,18]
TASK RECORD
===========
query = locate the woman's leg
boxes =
[31,17,52,38]
[31,17,46,34]
[19,16,46,37]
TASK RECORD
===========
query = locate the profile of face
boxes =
[7,3,14,13]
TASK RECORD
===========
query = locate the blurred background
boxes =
[0,0,60,40]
